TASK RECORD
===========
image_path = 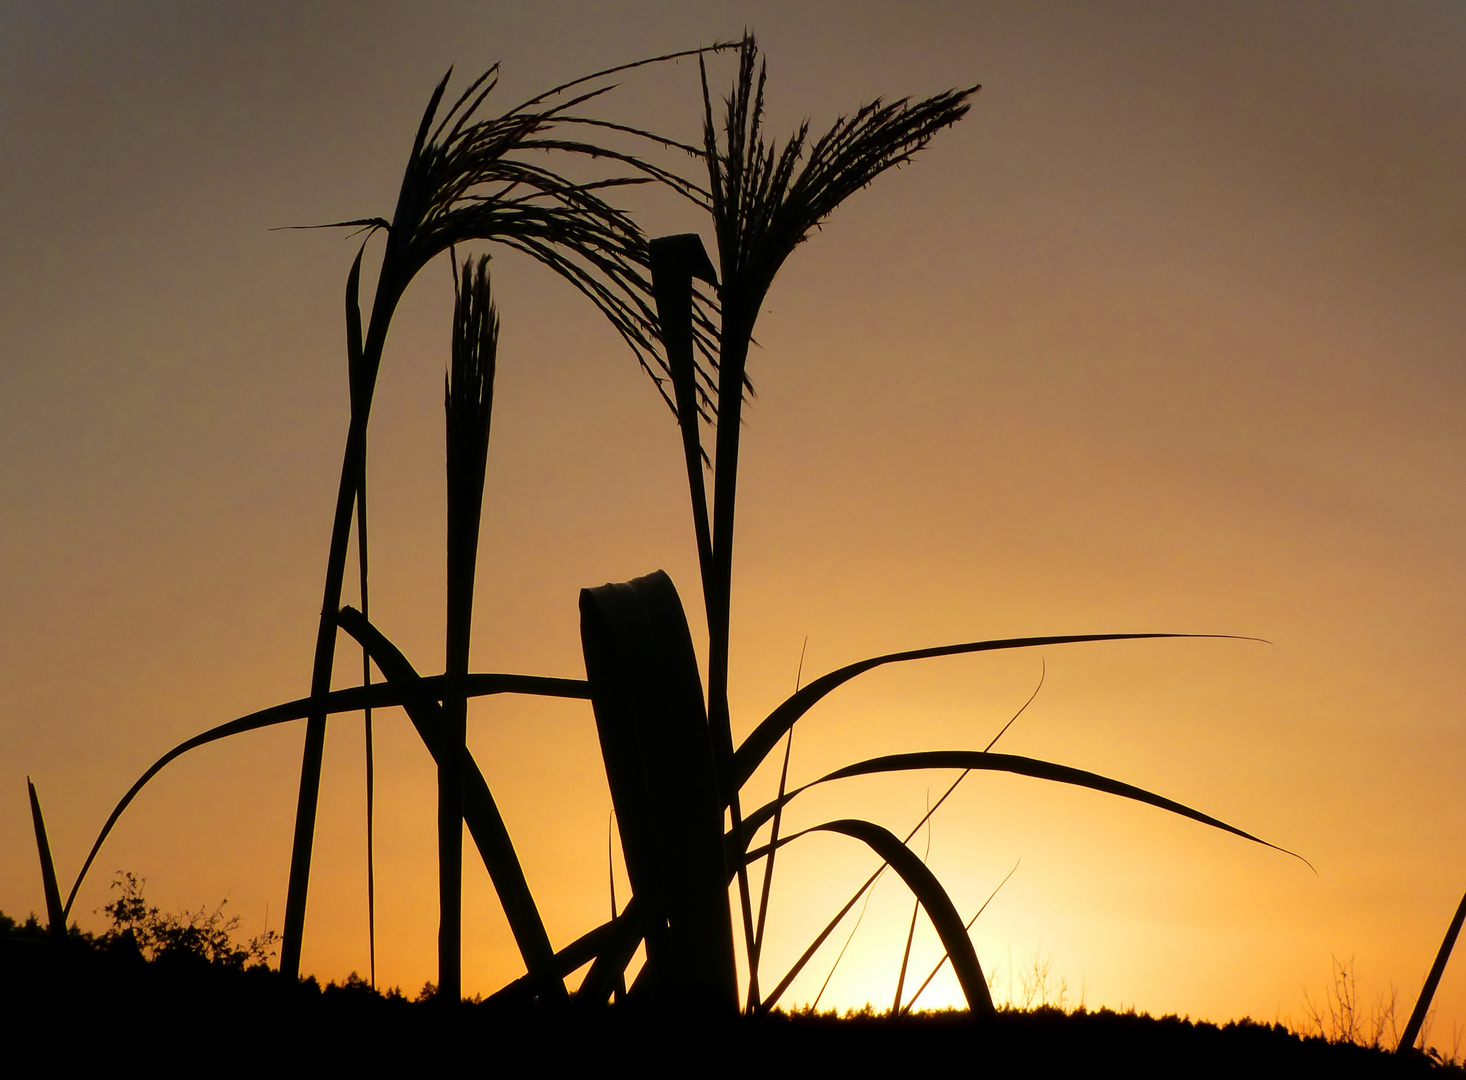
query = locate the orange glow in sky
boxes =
[3,1,1466,1039]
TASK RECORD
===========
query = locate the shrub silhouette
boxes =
[98,872,278,970]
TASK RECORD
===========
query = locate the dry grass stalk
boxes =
[687,29,979,1005]
[279,48,726,978]
[438,254,498,1002]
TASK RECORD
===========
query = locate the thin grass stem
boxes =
[356,445,376,991]
[759,670,1042,1010]
[901,860,1020,1015]
[892,798,933,1013]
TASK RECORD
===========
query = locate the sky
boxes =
[3,0,1466,1038]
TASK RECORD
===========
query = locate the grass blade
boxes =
[575,895,655,1005]
[811,873,879,1012]
[743,750,1309,868]
[1398,888,1466,1053]
[63,645,587,923]
[734,633,1258,790]
[349,241,376,988]
[27,779,66,941]
[649,233,717,588]
[755,677,1041,1011]
[609,812,625,1004]
[893,895,921,1014]
[488,895,651,1005]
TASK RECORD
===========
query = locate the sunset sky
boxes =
[4,0,1466,1036]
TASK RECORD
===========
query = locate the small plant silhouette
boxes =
[99,872,278,970]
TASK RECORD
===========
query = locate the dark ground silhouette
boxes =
[2,919,1457,1076]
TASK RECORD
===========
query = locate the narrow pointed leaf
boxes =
[345,244,365,392]
[733,633,1258,789]
[741,750,1307,867]
[27,780,66,940]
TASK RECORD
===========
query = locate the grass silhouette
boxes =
[14,36,1350,1045]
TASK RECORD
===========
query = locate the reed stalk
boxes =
[440,255,498,1003]
[687,33,977,1002]
[356,431,376,989]
[278,51,712,978]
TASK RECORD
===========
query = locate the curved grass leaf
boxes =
[760,818,996,1017]
[62,662,588,919]
[741,750,1309,868]
[733,633,1259,790]
[902,859,1019,1015]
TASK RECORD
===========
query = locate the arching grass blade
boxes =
[902,860,1019,1015]
[743,750,1308,867]
[765,818,996,1017]
[63,652,587,921]
[734,633,1259,789]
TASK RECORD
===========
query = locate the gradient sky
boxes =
[4,0,1466,1035]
